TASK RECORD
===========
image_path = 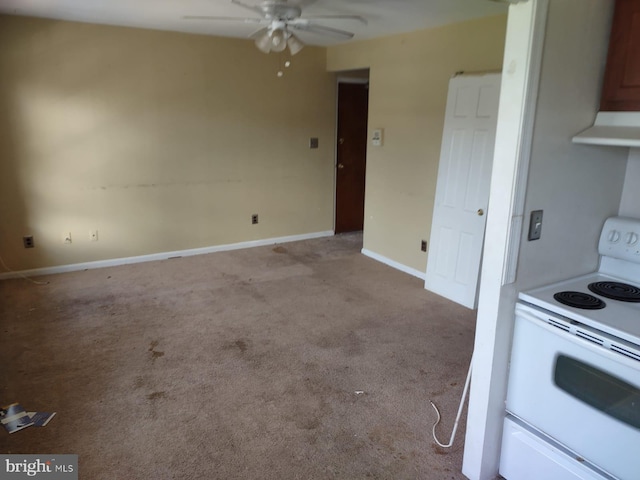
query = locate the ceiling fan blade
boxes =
[248,26,270,39]
[301,15,367,25]
[285,0,319,7]
[230,0,265,15]
[182,16,265,24]
[290,22,355,39]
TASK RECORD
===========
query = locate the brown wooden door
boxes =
[335,82,369,234]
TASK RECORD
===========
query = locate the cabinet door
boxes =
[600,0,640,111]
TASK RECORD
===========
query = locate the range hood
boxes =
[573,112,640,148]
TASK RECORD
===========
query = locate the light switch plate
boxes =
[372,129,383,147]
[309,137,319,149]
[528,210,543,241]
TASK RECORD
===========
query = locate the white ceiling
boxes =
[0,0,508,46]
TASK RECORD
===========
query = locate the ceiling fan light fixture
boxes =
[287,33,304,56]
[255,31,272,53]
[270,29,287,52]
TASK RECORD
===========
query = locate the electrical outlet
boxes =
[63,232,72,244]
[23,236,34,248]
[421,240,427,252]
[90,230,98,242]
[251,214,259,225]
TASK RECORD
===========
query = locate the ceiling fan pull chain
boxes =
[276,53,284,77]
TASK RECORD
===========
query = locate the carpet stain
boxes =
[272,246,287,254]
[133,375,148,389]
[146,391,166,401]
[299,418,321,430]
[222,339,249,353]
[315,330,362,356]
[148,340,165,361]
[431,445,449,456]
[368,425,416,457]
[369,428,397,454]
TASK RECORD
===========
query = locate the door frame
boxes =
[333,73,370,233]
[462,1,548,479]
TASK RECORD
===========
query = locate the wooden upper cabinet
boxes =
[601,0,640,111]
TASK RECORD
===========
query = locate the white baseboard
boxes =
[361,248,426,280]
[0,231,334,280]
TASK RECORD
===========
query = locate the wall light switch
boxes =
[528,210,543,241]
[372,129,383,147]
[63,232,72,244]
[309,137,319,149]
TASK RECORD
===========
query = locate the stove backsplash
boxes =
[620,148,640,218]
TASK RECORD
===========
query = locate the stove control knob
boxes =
[608,230,621,243]
[625,232,639,245]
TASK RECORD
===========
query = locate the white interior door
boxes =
[425,73,501,309]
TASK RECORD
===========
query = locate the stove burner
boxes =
[553,291,606,310]
[588,281,640,303]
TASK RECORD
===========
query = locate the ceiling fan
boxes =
[184,0,367,55]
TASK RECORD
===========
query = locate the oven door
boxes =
[506,304,640,480]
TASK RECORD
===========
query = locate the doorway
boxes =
[335,74,369,234]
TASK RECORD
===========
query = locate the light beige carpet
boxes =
[0,233,476,479]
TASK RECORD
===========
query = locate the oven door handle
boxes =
[515,307,640,372]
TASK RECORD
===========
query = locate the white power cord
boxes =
[0,254,49,285]
[430,354,473,448]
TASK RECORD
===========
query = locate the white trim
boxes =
[361,248,426,280]
[336,70,370,85]
[0,231,334,280]
[462,1,549,479]
[502,0,547,285]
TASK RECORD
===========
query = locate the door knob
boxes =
[477,209,484,216]
[339,138,345,145]
[338,163,345,169]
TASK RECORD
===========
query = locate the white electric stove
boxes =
[519,272,640,347]
[500,216,640,480]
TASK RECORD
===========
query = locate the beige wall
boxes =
[0,15,336,271]
[327,15,507,273]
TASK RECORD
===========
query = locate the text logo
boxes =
[0,455,77,479]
